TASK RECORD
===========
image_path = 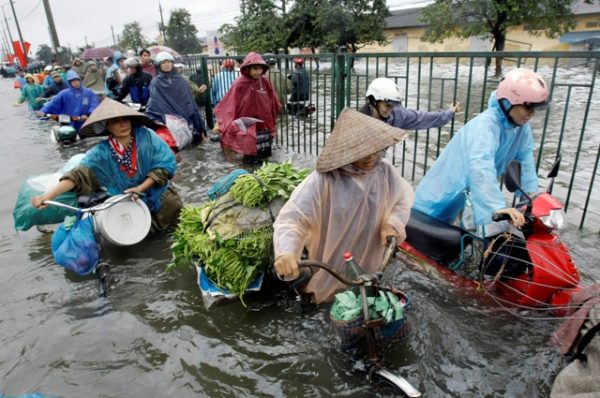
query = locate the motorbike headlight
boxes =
[540,209,566,229]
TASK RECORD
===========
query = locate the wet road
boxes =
[0,77,599,398]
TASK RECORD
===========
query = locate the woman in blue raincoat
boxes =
[31,98,182,231]
[413,68,550,236]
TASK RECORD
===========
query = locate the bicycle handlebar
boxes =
[298,260,366,287]
[42,193,134,214]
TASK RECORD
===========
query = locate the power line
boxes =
[20,0,42,21]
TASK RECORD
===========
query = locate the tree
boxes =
[35,44,54,64]
[420,0,582,75]
[118,22,149,53]
[314,0,391,53]
[221,0,390,55]
[220,0,286,53]
[285,0,324,53]
[166,8,200,54]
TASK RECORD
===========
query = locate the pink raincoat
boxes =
[273,160,414,304]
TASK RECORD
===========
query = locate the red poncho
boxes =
[214,52,282,155]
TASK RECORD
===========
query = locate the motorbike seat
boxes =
[405,208,472,266]
[77,191,110,208]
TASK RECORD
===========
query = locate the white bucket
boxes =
[93,195,151,246]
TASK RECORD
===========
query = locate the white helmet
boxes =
[366,77,402,104]
[155,51,174,64]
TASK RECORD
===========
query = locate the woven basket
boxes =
[373,288,410,343]
[330,288,411,347]
[330,313,365,350]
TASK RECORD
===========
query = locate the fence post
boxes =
[200,55,214,129]
[334,52,346,120]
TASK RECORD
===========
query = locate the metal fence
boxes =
[184,51,600,231]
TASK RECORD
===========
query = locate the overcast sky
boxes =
[1,0,430,52]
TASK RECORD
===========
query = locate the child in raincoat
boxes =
[14,73,45,111]
[213,52,282,159]
[273,108,413,304]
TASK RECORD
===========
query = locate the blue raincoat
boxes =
[104,51,124,98]
[146,69,206,137]
[79,126,176,212]
[43,74,53,87]
[43,79,69,98]
[360,103,454,130]
[40,71,100,131]
[210,69,239,106]
[413,91,538,227]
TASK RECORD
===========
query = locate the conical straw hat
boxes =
[79,97,151,137]
[316,108,408,172]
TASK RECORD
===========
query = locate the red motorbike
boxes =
[399,157,586,316]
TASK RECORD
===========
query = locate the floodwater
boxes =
[0,77,599,398]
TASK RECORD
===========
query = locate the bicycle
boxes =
[297,237,422,397]
[42,192,151,296]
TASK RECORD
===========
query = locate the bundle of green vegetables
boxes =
[169,162,311,300]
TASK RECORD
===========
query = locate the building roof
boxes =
[572,0,600,15]
[385,7,427,29]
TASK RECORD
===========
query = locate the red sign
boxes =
[12,40,30,67]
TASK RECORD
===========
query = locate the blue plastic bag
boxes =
[207,169,248,199]
[51,216,99,275]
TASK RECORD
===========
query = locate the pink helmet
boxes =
[497,68,549,109]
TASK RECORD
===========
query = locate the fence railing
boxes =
[183,51,600,231]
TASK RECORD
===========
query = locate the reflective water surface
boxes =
[0,78,599,398]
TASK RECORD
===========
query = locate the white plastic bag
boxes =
[165,114,193,149]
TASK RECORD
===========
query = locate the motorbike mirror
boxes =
[547,155,561,179]
[504,160,522,193]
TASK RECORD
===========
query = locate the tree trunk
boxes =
[493,31,506,77]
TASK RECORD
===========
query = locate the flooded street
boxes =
[1,76,599,397]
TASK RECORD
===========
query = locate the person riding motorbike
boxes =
[37,70,100,133]
[117,57,152,107]
[42,71,69,98]
[31,98,182,232]
[145,51,206,144]
[360,77,459,130]
[413,68,550,239]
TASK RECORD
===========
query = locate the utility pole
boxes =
[9,0,26,62]
[42,0,62,63]
[0,22,9,59]
[84,35,88,47]
[1,5,13,45]
[158,2,166,44]
[111,25,116,47]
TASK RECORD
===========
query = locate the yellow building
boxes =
[361,0,600,53]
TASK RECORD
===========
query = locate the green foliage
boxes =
[35,44,54,64]
[220,0,286,53]
[220,0,390,54]
[314,0,391,53]
[168,162,310,301]
[166,8,200,54]
[420,0,578,49]
[118,22,149,53]
[284,0,323,51]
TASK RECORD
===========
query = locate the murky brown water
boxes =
[1,77,599,398]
